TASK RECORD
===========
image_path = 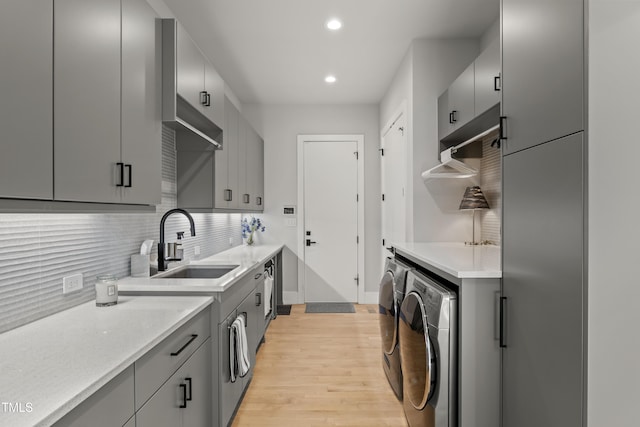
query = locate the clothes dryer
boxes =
[378,257,412,400]
[399,270,457,427]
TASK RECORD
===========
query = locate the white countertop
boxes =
[119,244,283,294]
[0,296,212,427]
[392,242,501,279]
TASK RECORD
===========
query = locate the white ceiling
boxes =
[158,0,499,105]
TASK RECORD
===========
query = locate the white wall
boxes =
[588,2,640,425]
[241,104,381,302]
[379,38,480,244]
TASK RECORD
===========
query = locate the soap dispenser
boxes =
[175,231,185,260]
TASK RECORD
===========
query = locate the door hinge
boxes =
[356,194,359,202]
[382,194,385,201]
[382,238,385,246]
[356,235,359,244]
[354,151,359,160]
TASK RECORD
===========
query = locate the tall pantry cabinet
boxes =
[501,0,586,426]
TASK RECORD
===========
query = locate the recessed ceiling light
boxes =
[326,19,342,31]
[325,75,337,84]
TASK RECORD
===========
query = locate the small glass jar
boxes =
[95,274,118,307]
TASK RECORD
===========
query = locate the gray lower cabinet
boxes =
[501,0,584,154]
[217,275,259,427]
[54,0,160,205]
[53,366,134,427]
[136,339,212,427]
[502,133,585,427]
[0,0,53,200]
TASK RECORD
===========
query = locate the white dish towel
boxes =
[229,314,250,383]
[264,270,274,318]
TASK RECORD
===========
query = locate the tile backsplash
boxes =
[480,132,501,244]
[0,126,241,333]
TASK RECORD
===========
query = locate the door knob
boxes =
[306,239,317,247]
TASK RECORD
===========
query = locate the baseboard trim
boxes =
[364,291,379,304]
[283,292,298,305]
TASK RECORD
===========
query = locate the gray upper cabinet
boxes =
[176,23,206,114]
[54,0,122,204]
[175,23,224,128]
[54,0,160,205]
[204,62,225,129]
[474,38,500,116]
[437,89,450,142]
[121,0,162,205]
[501,0,584,155]
[214,97,240,209]
[0,0,53,200]
[247,126,265,210]
[447,63,475,131]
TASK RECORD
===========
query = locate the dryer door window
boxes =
[378,271,398,354]
[399,292,436,410]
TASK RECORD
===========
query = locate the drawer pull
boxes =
[179,383,187,408]
[185,377,193,401]
[170,334,198,357]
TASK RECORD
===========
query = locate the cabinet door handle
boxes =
[451,110,458,123]
[185,377,193,401]
[124,164,132,188]
[205,93,211,107]
[200,91,207,105]
[256,196,262,206]
[449,112,453,124]
[179,383,188,408]
[224,189,232,201]
[494,75,501,91]
[116,162,124,187]
[256,292,262,307]
[254,272,263,280]
[499,296,507,348]
[243,194,250,204]
[170,334,198,356]
[499,116,507,141]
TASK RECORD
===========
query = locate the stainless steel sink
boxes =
[153,264,239,279]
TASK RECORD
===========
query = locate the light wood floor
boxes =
[232,304,408,427]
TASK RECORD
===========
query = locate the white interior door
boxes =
[303,139,358,303]
[381,112,407,265]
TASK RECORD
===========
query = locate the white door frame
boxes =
[380,101,407,258]
[297,134,365,304]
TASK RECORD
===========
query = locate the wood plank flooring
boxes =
[232,304,408,427]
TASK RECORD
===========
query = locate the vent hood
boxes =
[422,124,500,182]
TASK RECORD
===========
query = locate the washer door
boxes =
[399,291,436,410]
[378,270,398,355]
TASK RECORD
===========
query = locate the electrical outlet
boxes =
[194,245,200,256]
[63,273,83,294]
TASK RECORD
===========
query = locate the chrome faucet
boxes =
[157,208,196,272]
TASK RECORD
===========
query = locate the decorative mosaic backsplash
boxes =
[0,126,241,333]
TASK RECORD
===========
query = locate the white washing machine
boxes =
[399,270,457,427]
[378,257,412,400]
